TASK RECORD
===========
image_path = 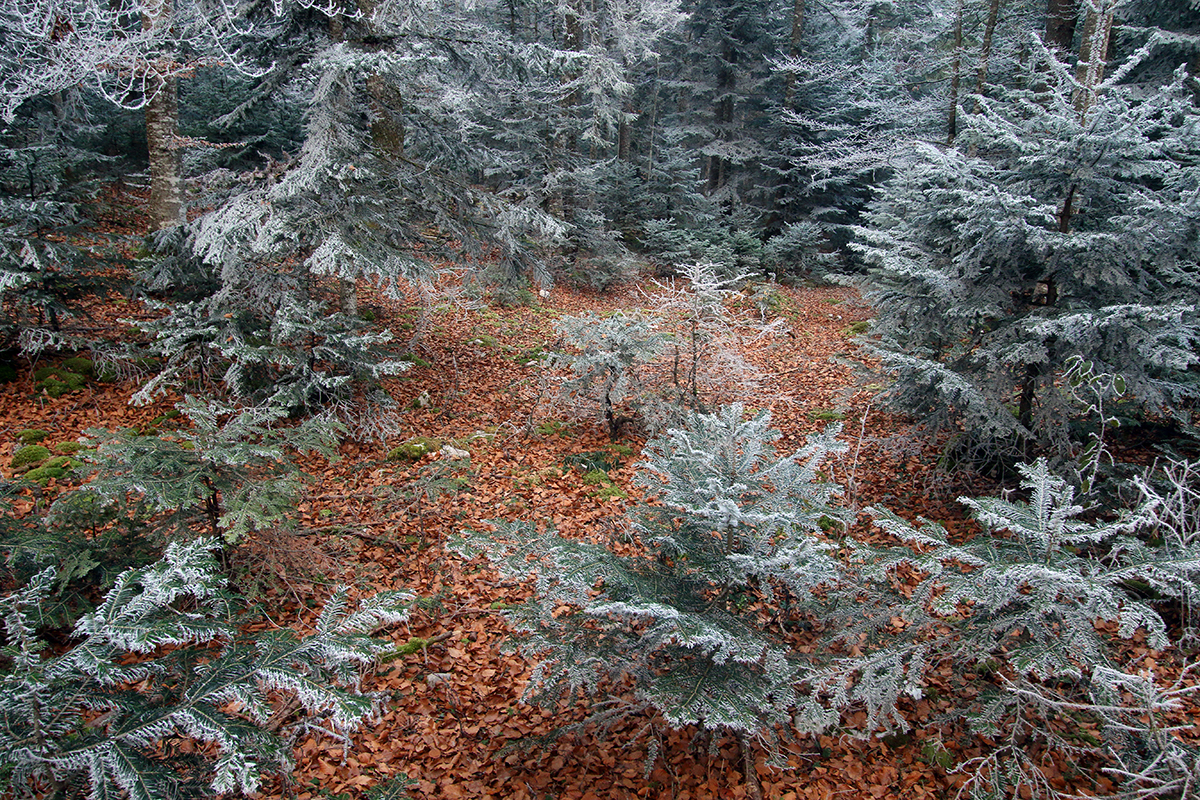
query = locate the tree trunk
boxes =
[1073,0,1113,120]
[706,44,736,196]
[973,0,1003,110]
[946,0,965,144]
[142,0,183,231]
[782,0,807,111]
[1035,0,1078,96]
[1044,0,1079,53]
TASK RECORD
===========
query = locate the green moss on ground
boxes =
[387,437,443,461]
[11,444,51,470]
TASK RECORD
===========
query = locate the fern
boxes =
[0,538,412,799]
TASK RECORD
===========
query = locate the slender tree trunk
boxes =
[946,0,965,144]
[782,0,807,111]
[706,44,736,196]
[142,0,183,231]
[1072,0,1113,120]
[617,101,632,162]
[973,0,1003,111]
[1036,0,1078,96]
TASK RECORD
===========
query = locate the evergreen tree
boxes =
[0,537,412,799]
[0,103,119,353]
[817,458,1200,796]
[854,42,1200,464]
[456,404,847,759]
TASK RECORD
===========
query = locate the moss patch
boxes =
[17,429,48,444]
[590,484,628,501]
[54,441,85,455]
[11,444,51,471]
[387,437,443,461]
[62,357,94,376]
[382,637,431,660]
[33,365,88,398]
[401,352,432,368]
[23,465,67,485]
[581,469,610,486]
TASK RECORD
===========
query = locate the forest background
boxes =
[1,0,1199,798]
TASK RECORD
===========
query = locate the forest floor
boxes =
[1,256,1160,799]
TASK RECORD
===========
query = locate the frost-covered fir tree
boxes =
[456,404,847,761]
[0,538,412,800]
[854,36,1200,464]
[552,311,664,438]
[814,458,1200,796]
[0,101,118,354]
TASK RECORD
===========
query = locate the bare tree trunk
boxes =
[1036,0,1078,96]
[142,0,183,231]
[1044,0,1079,53]
[706,43,735,195]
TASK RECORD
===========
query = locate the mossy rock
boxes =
[387,437,443,461]
[17,429,48,444]
[0,364,17,383]
[11,444,51,471]
[54,441,85,455]
[44,456,81,470]
[62,357,94,376]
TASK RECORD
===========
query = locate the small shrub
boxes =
[0,538,413,799]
